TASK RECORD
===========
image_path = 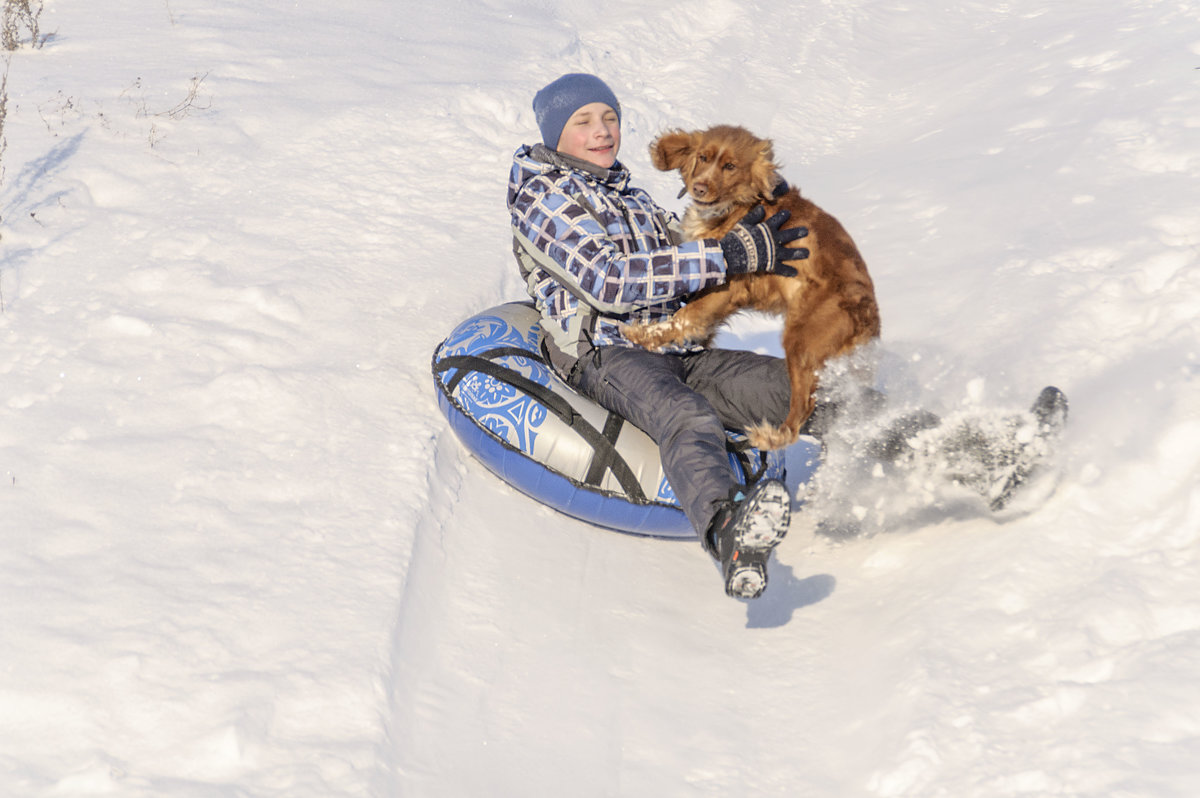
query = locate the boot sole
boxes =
[724,480,791,599]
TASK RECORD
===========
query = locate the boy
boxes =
[507,73,810,599]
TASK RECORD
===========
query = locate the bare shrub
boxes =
[0,60,8,181]
[0,59,8,310]
[3,0,46,51]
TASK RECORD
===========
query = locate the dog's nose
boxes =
[692,182,709,198]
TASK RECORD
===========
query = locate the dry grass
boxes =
[2,0,45,52]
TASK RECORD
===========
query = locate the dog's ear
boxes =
[650,129,696,172]
[751,138,780,200]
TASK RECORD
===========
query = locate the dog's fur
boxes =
[623,125,880,450]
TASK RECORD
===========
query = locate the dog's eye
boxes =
[697,154,708,163]
[723,162,736,171]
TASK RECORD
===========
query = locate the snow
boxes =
[2,0,1199,795]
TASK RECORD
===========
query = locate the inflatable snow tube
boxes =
[431,302,794,538]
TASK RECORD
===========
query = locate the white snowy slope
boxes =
[1,0,1198,796]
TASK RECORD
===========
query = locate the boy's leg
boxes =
[680,348,791,433]
[572,346,793,599]
[569,346,738,535]
[682,348,885,440]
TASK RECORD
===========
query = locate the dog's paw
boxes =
[621,320,685,351]
[746,422,800,451]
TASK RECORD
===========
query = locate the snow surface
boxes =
[2,0,1199,795]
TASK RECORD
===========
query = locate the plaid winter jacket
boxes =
[507,144,727,374]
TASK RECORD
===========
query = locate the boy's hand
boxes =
[719,206,809,278]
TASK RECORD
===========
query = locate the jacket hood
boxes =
[507,144,631,209]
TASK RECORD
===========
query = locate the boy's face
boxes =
[556,102,621,168]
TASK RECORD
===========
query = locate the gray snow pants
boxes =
[566,344,791,538]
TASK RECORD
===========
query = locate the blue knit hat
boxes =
[533,73,621,150]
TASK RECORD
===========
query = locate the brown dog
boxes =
[623,124,880,450]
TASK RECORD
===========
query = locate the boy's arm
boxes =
[512,181,725,314]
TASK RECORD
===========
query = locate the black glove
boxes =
[719,205,809,278]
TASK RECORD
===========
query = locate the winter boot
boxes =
[930,385,1069,511]
[986,385,1068,511]
[704,478,792,599]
